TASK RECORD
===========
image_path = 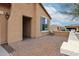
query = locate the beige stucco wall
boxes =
[0,3,51,44]
[0,15,7,44]
[8,3,50,43]
[8,3,36,43]
[0,4,10,44]
[54,31,69,37]
[35,4,50,38]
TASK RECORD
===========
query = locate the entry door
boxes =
[23,16,31,38]
[0,15,7,44]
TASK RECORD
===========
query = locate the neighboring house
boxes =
[50,24,67,32]
[50,25,61,31]
[65,26,79,32]
[0,3,51,44]
[49,25,69,37]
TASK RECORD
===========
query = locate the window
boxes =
[40,16,48,31]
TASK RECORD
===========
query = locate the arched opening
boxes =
[0,3,11,44]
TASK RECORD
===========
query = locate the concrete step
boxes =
[0,46,10,56]
[1,43,15,56]
[76,34,79,39]
[60,41,79,56]
[60,31,79,56]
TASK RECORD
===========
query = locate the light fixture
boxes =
[5,12,10,20]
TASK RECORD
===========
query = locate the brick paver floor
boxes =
[10,35,68,56]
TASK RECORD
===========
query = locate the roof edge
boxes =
[39,3,52,19]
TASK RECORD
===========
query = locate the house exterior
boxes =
[65,26,79,31]
[49,25,69,37]
[0,3,51,44]
[50,25,61,31]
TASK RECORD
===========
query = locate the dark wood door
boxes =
[23,16,31,38]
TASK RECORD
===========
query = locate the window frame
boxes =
[40,16,49,32]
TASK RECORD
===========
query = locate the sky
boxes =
[43,3,79,26]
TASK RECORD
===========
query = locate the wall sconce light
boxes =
[5,12,10,20]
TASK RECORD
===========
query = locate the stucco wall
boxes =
[0,3,51,44]
[8,3,37,43]
[54,31,69,37]
[0,15,7,44]
[0,4,10,44]
[35,4,50,38]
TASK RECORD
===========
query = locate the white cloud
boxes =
[45,6,70,21]
[45,5,79,25]
[65,19,79,22]
[45,6,57,18]
[54,12,70,20]
[45,6,57,12]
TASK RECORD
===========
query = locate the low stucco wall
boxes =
[41,31,49,37]
[54,31,69,37]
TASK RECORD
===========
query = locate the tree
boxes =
[57,3,79,21]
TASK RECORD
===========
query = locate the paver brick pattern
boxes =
[10,35,68,56]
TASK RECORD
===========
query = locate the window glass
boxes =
[40,16,48,31]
